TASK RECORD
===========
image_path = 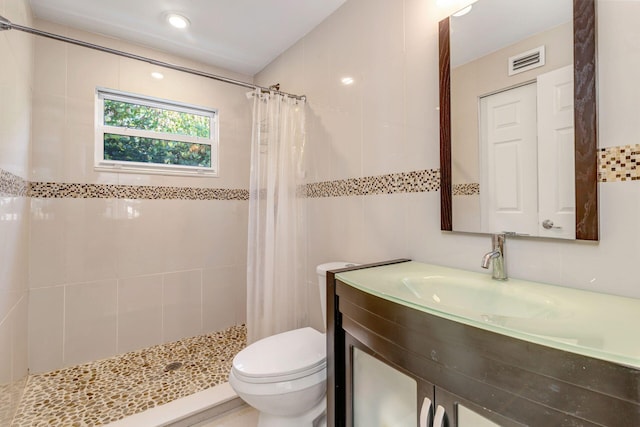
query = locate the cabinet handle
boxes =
[419,397,432,426]
[433,405,446,427]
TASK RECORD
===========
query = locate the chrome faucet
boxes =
[481,233,507,280]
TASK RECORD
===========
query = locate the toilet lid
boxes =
[232,327,326,382]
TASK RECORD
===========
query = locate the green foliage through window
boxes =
[97,89,217,173]
[104,134,212,167]
[104,100,210,138]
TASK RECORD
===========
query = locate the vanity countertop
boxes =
[336,261,640,369]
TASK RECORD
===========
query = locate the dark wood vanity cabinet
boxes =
[326,261,640,427]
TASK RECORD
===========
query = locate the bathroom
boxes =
[1,0,639,425]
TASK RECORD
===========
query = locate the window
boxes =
[95,88,218,176]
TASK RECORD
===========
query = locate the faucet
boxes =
[481,233,507,280]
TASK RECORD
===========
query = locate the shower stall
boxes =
[0,1,304,424]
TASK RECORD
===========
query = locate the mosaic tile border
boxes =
[12,324,246,427]
[453,183,480,196]
[599,145,640,182]
[3,144,639,201]
[28,182,249,200]
[0,169,28,197]
[306,169,440,198]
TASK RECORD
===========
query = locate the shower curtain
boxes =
[246,89,308,344]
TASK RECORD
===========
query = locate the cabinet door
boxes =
[348,345,525,427]
[433,386,525,427]
[351,346,418,426]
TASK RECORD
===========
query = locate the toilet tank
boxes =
[316,262,358,329]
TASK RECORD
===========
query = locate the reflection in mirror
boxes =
[452,0,573,238]
[439,0,598,241]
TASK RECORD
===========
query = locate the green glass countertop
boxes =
[336,261,640,369]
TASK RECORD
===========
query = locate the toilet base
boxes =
[257,396,326,427]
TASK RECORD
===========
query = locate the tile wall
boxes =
[26,20,251,373]
[3,2,639,422]
[256,0,640,331]
[0,0,32,423]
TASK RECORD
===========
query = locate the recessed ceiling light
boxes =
[341,76,355,85]
[151,72,164,80]
[166,13,190,29]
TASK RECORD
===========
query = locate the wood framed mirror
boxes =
[439,0,598,241]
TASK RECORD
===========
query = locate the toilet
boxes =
[229,262,356,427]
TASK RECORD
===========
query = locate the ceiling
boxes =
[450,0,572,68]
[28,0,347,76]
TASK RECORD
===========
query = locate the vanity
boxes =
[326,260,640,426]
[324,0,638,424]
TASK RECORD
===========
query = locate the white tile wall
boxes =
[203,201,249,267]
[558,182,640,296]
[27,197,249,372]
[31,94,66,182]
[0,318,11,385]
[11,297,28,385]
[203,265,246,332]
[28,286,64,373]
[0,198,29,320]
[117,274,163,354]
[33,35,67,98]
[597,0,640,149]
[163,270,203,343]
[25,20,251,373]
[0,297,27,389]
[15,0,640,393]
[115,200,167,277]
[361,194,410,262]
[67,45,120,101]
[257,0,640,301]
[66,199,119,284]
[29,199,68,288]
[0,72,32,178]
[0,0,32,422]
[162,201,208,272]
[65,280,118,366]
[27,265,249,373]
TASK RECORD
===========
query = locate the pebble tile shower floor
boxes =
[12,325,246,426]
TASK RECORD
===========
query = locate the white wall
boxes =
[27,20,251,373]
[256,0,640,331]
[0,0,32,422]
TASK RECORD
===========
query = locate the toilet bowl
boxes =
[230,262,357,427]
[229,327,327,426]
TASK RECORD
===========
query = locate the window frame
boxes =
[94,87,219,177]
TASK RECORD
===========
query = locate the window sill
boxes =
[95,164,218,178]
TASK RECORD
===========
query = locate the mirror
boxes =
[439,0,598,241]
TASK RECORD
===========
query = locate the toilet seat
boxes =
[232,327,326,384]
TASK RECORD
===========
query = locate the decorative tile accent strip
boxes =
[0,169,28,197]
[599,145,640,182]
[28,182,250,200]
[306,169,440,198]
[453,183,480,196]
[306,178,358,198]
[12,324,246,427]
[10,143,640,200]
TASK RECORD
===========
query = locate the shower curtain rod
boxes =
[0,15,306,101]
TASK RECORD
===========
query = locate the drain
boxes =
[164,361,183,372]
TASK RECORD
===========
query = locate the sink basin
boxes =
[399,275,560,321]
[335,261,640,369]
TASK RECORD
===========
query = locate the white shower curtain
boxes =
[246,89,308,344]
